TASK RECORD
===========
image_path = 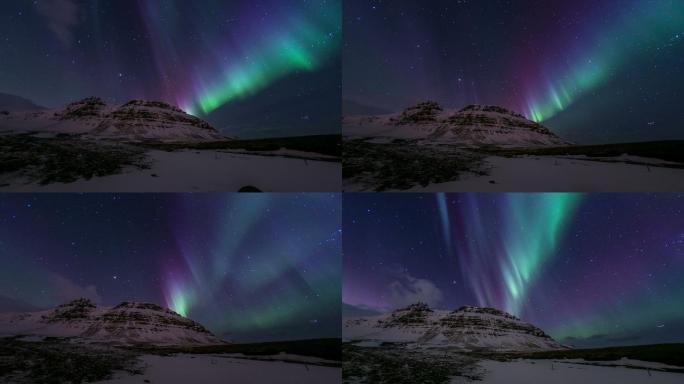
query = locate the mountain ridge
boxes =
[0,96,227,142]
[344,101,571,148]
[344,303,565,352]
[0,298,223,346]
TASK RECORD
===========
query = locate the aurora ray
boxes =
[186,6,341,116]
[524,1,684,122]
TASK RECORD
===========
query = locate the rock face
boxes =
[0,299,222,346]
[0,97,226,142]
[344,303,565,352]
[344,102,570,147]
[90,99,222,140]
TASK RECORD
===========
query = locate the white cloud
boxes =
[36,0,81,48]
[49,273,101,304]
[387,271,443,309]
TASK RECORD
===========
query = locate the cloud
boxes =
[386,271,443,309]
[49,273,101,304]
[36,0,81,48]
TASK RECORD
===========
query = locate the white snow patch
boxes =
[401,156,684,192]
[451,359,684,384]
[96,354,341,384]
[0,149,340,192]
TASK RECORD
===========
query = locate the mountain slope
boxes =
[0,298,223,346]
[344,102,570,148]
[0,97,226,142]
[344,303,564,352]
[0,92,46,112]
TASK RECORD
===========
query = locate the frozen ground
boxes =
[343,148,684,192]
[97,354,341,384]
[0,149,340,192]
[452,359,684,384]
[342,342,684,384]
[402,155,684,192]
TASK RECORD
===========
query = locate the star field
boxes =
[0,194,341,342]
[343,193,684,348]
[343,0,684,144]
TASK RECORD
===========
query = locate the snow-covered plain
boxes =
[0,149,341,192]
[401,155,684,192]
[97,354,341,384]
[452,359,684,384]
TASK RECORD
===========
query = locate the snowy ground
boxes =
[97,354,341,384]
[452,359,684,384]
[0,149,340,192]
[392,156,684,192]
[343,137,684,192]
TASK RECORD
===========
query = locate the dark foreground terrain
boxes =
[342,342,684,384]
[343,138,684,191]
[143,134,341,158]
[343,138,487,191]
[499,343,684,370]
[0,337,341,384]
[141,338,341,362]
[0,133,340,187]
[495,140,684,164]
[0,133,149,185]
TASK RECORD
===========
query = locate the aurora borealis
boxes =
[0,0,340,138]
[0,194,341,342]
[344,0,684,144]
[343,193,684,347]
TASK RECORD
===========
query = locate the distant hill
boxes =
[0,92,46,112]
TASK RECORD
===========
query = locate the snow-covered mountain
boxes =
[344,102,570,147]
[344,303,565,352]
[0,97,226,142]
[0,298,223,346]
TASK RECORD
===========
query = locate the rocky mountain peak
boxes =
[446,104,553,135]
[105,99,217,133]
[457,104,527,119]
[345,303,565,351]
[380,302,434,327]
[6,95,229,141]
[97,301,217,340]
[1,300,222,346]
[394,101,443,124]
[453,305,519,319]
[42,298,97,322]
[121,100,184,113]
[56,97,107,120]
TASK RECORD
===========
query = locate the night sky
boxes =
[0,0,341,138]
[343,193,684,348]
[343,0,684,144]
[0,193,341,343]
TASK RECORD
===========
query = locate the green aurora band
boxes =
[186,5,340,116]
[526,1,684,122]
